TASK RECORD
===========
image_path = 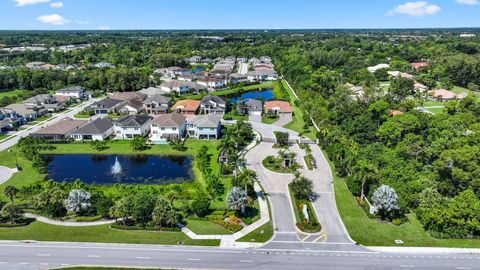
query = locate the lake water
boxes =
[229,89,274,104]
[44,154,193,185]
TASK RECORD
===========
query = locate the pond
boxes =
[44,154,194,185]
[229,89,274,104]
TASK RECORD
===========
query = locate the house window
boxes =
[172,127,177,131]
[126,134,133,139]
[122,127,127,130]
[134,127,139,131]
[152,131,157,134]
[210,128,215,131]
[116,130,121,134]
[161,127,165,131]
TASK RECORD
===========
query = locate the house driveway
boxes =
[274,114,293,127]
[248,114,261,123]
[0,166,14,185]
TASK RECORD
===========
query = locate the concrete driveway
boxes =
[0,166,14,185]
[274,114,293,127]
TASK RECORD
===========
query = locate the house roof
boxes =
[5,104,37,116]
[172,100,201,112]
[24,94,53,104]
[143,94,172,105]
[430,89,456,100]
[70,118,113,135]
[187,114,222,128]
[264,100,293,113]
[91,98,123,109]
[389,110,404,117]
[115,115,152,127]
[151,113,186,127]
[411,62,429,68]
[138,87,168,96]
[56,86,84,93]
[240,99,262,111]
[110,92,146,102]
[32,118,87,136]
[388,71,414,79]
[201,95,226,105]
[119,98,144,111]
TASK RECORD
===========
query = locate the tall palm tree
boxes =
[353,160,378,202]
[4,185,18,204]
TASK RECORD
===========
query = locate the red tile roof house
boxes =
[429,89,457,101]
[264,100,293,116]
[171,100,201,118]
[410,62,429,69]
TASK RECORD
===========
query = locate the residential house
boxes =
[55,86,91,100]
[200,96,227,115]
[69,118,114,141]
[23,94,64,112]
[149,113,187,144]
[31,118,87,140]
[411,62,429,69]
[229,73,248,84]
[113,115,152,139]
[346,83,365,99]
[187,115,222,140]
[187,56,203,64]
[138,87,169,97]
[387,71,414,79]
[367,63,390,73]
[160,80,203,95]
[25,62,46,70]
[110,92,146,102]
[429,89,457,101]
[155,67,191,78]
[89,98,124,115]
[0,108,21,133]
[197,77,226,90]
[5,103,40,120]
[171,100,201,117]
[264,100,293,116]
[117,98,144,115]
[237,99,262,116]
[94,62,115,68]
[414,82,428,92]
[177,72,208,82]
[143,95,172,115]
[246,70,277,82]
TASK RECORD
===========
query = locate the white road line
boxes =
[240,260,254,263]
[456,267,472,270]
[0,262,6,264]
[87,255,100,258]
[19,262,29,265]
[136,256,150,259]
[187,258,201,261]
[400,265,415,268]
[37,254,51,256]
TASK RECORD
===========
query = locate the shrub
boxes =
[392,218,402,226]
[190,197,211,217]
[211,219,243,232]
[75,215,103,222]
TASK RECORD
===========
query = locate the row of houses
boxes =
[31,113,222,144]
[0,86,91,134]
[88,92,227,117]
[23,61,115,71]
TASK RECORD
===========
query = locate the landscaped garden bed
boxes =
[288,183,321,233]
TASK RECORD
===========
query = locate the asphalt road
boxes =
[0,241,478,270]
[0,99,97,153]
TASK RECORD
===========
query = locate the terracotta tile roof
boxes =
[429,89,456,100]
[411,62,429,69]
[389,110,404,117]
[151,113,186,127]
[264,100,293,113]
[172,100,201,112]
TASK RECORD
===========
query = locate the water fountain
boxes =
[111,156,122,175]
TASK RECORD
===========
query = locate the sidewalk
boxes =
[368,246,480,254]
[180,181,271,248]
[24,213,116,227]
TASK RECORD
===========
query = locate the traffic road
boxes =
[0,241,478,270]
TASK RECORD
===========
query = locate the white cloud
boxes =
[99,25,110,30]
[37,14,70,25]
[388,1,441,16]
[456,0,480,5]
[74,20,89,25]
[49,1,63,8]
[15,0,50,6]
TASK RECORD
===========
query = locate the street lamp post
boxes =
[8,149,19,170]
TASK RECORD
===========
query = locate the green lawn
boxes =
[237,221,273,242]
[74,112,92,119]
[0,221,219,246]
[261,115,279,124]
[34,115,52,122]
[223,111,248,122]
[326,150,480,247]
[272,80,290,100]
[186,219,232,235]
[281,80,317,141]
[0,89,30,100]
[180,82,275,100]
[423,100,445,107]
[56,268,165,270]
[452,85,478,98]
[425,107,444,114]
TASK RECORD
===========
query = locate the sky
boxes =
[0,0,479,30]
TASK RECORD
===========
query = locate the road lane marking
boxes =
[187,258,201,261]
[136,256,150,259]
[87,255,100,258]
[240,260,254,263]
[400,265,415,268]
[37,254,51,256]
[19,262,29,265]
[456,267,472,270]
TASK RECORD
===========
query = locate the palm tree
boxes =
[236,169,257,192]
[353,160,378,202]
[4,185,18,204]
